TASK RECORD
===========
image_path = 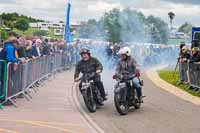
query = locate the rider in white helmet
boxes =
[115,47,143,102]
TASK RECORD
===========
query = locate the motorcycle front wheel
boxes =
[82,89,97,113]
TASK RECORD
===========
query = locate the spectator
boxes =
[4,38,26,63]
[188,47,200,63]
[179,46,191,63]
[25,40,35,59]
[42,42,51,56]
[178,46,191,83]
[18,37,27,58]
[32,39,42,57]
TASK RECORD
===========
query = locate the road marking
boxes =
[0,119,81,127]
[0,119,82,133]
[0,128,20,133]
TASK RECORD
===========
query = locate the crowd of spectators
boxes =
[0,31,82,66]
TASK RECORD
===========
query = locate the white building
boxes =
[29,21,83,36]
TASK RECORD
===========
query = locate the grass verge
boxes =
[158,69,200,97]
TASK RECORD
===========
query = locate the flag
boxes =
[65,0,73,43]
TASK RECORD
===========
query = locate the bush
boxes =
[0,27,8,41]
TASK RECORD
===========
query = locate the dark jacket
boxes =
[115,56,137,75]
[31,46,41,57]
[26,49,34,58]
[180,51,191,62]
[4,42,21,63]
[42,45,51,55]
[74,57,103,79]
[18,46,26,58]
[190,52,200,63]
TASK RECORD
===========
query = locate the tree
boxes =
[0,27,8,41]
[78,8,169,44]
[146,15,169,44]
[178,22,193,35]
[168,12,175,30]
[0,12,44,29]
[15,18,29,33]
[102,8,122,43]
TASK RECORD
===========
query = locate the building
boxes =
[29,21,83,36]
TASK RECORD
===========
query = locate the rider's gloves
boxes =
[96,69,101,74]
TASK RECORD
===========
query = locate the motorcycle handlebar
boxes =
[113,74,136,81]
[77,72,96,81]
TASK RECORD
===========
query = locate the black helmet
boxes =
[80,48,90,55]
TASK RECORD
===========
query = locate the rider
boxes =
[115,47,143,102]
[74,48,107,101]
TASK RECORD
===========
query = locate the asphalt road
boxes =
[78,70,200,133]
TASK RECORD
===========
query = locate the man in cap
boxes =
[74,48,107,101]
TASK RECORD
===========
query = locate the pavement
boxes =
[0,70,99,133]
[1,69,200,133]
[78,70,200,133]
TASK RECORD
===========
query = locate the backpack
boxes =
[0,47,6,60]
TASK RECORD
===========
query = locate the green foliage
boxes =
[78,19,106,40]
[78,8,169,44]
[0,12,44,29]
[0,27,8,41]
[33,30,48,36]
[15,18,29,33]
[146,15,169,44]
[158,69,200,97]
[178,22,193,36]
[0,12,44,22]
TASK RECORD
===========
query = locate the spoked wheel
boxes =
[114,93,129,115]
[82,90,97,113]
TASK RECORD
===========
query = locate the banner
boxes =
[65,0,73,43]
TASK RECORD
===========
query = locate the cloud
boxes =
[0,0,200,26]
[161,0,200,5]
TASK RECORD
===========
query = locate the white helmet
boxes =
[119,47,131,56]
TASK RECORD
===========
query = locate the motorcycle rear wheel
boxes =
[114,93,129,115]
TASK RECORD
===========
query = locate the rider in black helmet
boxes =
[74,48,107,100]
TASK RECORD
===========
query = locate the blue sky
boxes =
[0,0,200,26]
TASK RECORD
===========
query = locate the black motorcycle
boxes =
[113,71,143,115]
[79,73,104,113]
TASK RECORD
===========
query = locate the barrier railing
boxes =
[178,62,200,94]
[0,61,7,109]
[0,52,75,108]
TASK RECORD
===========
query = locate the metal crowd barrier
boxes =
[0,61,7,109]
[178,62,200,94]
[188,63,200,91]
[0,52,74,108]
